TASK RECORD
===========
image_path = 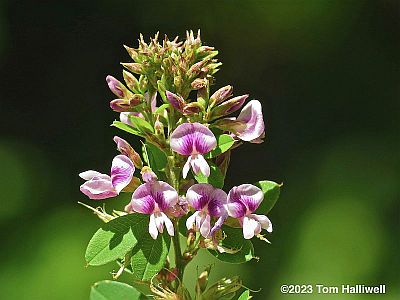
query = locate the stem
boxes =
[172,219,185,284]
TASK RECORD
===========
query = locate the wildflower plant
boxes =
[79,31,281,300]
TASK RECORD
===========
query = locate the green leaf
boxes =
[205,134,235,158]
[154,103,170,115]
[194,162,224,188]
[142,142,167,171]
[130,230,170,281]
[208,226,254,264]
[112,121,144,137]
[237,290,250,300]
[255,180,281,214]
[128,115,154,134]
[90,280,141,300]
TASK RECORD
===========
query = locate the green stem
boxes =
[172,220,185,285]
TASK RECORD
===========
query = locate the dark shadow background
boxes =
[0,1,398,299]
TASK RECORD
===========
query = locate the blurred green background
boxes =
[0,0,398,299]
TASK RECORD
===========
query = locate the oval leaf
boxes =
[255,180,281,214]
[142,142,167,171]
[205,134,235,158]
[194,162,224,188]
[112,121,144,137]
[208,226,254,264]
[130,230,170,281]
[128,115,154,134]
[90,280,141,300]
[85,214,149,266]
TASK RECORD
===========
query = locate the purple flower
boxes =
[235,100,265,143]
[226,184,272,239]
[186,184,227,238]
[130,181,178,239]
[79,155,135,200]
[170,123,217,178]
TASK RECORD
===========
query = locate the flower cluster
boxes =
[80,31,280,299]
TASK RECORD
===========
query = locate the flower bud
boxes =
[195,266,211,295]
[114,136,143,168]
[123,45,139,61]
[210,95,248,119]
[122,70,140,92]
[141,166,158,183]
[191,78,208,90]
[110,99,131,112]
[106,75,129,98]
[209,85,233,107]
[183,102,202,115]
[121,62,143,74]
[166,91,186,111]
[154,115,164,136]
[213,118,247,134]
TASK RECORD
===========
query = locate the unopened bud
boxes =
[210,95,248,119]
[183,102,202,115]
[141,166,158,183]
[138,75,148,92]
[195,266,211,294]
[188,60,206,77]
[123,70,140,92]
[173,76,183,89]
[106,75,129,99]
[154,115,164,136]
[209,85,233,107]
[114,136,143,168]
[121,62,143,74]
[110,99,131,112]
[191,78,208,90]
[213,118,247,134]
[166,91,186,111]
[123,45,139,61]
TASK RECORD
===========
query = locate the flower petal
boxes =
[150,181,179,211]
[111,155,135,194]
[161,212,175,236]
[186,183,215,211]
[242,216,259,239]
[251,214,272,233]
[170,123,217,156]
[228,184,264,213]
[208,188,228,217]
[225,202,246,218]
[149,213,158,239]
[182,157,192,179]
[190,154,210,177]
[79,170,108,181]
[186,211,199,230]
[80,177,118,200]
[236,100,265,142]
[154,212,164,233]
[200,214,211,237]
[130,183,156,214]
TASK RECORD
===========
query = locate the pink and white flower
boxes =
[226,184,272,239]
[186,184,227,238]
[130,181,178,239]
[79,155,135,200]
[170,123,217,178]
[119,92,157,124]
[234,100,265,143]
